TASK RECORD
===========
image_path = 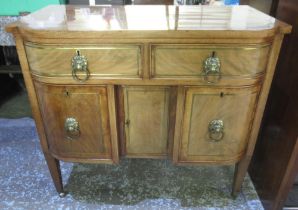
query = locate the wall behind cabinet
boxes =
[0,0,65,16]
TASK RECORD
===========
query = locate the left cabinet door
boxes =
[34,82,116,162]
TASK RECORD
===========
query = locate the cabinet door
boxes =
[176,86,259,164]
[35,82,116,162]
[123,86,170,157]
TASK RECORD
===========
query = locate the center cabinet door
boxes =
[34,82,118,163]
[122,86,171,157]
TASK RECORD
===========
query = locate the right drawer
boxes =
[151,44,270,80]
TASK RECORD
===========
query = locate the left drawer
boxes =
[34,82,117,163]
[25,42,142,79]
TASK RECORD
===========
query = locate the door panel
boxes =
[177,86,260,163]
[123,86,170,157]
[35,82,114,161]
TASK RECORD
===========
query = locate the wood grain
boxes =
[152,44,270,78]
[25,42,142,78]
[13,34,65,194]
[123,86,170,157]
[167,87,178,158]
[177,86,260,163]
[30,74,263,86]
[172,86,186,164]
[232,34,286,197]
[107,85,120,164]
[34,82,116,161]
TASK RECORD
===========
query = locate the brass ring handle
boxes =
[64,117,80,140]
[203,51,221,83]
[71,50,90,82]
[208,119,224,141]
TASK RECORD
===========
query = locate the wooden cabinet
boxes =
[6,5,291,198]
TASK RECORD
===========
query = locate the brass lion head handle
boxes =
[208,119,224,141]
[203,51,221,83]
[64,117,80,140]
[71,50,90,82]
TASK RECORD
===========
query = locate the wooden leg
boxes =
[232,156,251,197]
[44,153,66,197]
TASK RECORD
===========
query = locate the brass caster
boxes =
[59,192,67,198]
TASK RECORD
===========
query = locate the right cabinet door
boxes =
[176,86,260,164]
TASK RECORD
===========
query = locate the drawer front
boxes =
[176,86,259,163]
[151,44,270,79]
[35,82,114,160]
[26,42,141,79]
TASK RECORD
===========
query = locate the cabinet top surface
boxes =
[10,5,290,33]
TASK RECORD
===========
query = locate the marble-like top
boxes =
[16,5,282,31]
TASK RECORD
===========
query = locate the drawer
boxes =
[151,44,270,80]
[25,42,142,79]
[34,82,116,161]
[175,86,260,164]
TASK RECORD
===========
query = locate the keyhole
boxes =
[212,51,216,57]
[76,50,80,56]
[220,92,224,97]
[64,90,70,97]
[125,119,130,126]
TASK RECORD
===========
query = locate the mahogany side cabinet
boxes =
[6,5,291,197]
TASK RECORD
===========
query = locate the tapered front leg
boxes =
[44,153,65,197]
[232,156,251,197]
